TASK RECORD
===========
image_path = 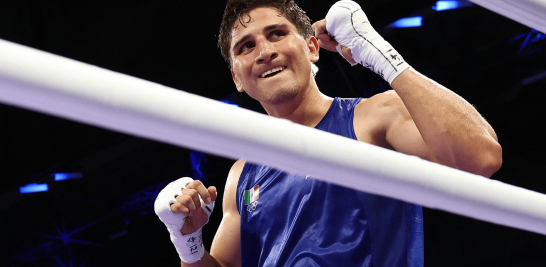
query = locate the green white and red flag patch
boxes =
[244,185,259,205]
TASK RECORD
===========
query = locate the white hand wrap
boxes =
[326,0,411,84]
[154,177,215,263]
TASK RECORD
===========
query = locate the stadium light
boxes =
[20,183,48,194]
[53,172,82,181]
[433,1,474,11]
[390,17,423,28]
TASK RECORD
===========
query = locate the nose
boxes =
[254,38,278,63]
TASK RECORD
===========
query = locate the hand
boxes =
[154,177,217,263]
[312,19,357,64]
[170,180,217,235]
[154,177,217,235]
[323,0,410,83]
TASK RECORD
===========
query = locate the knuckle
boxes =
[186,180,202,189]
[180,195,193,206]
[171,203,183,213]
[181,208,190,217]
[184,181,195,189]
[187,189,198,198]
[176,205,188,214]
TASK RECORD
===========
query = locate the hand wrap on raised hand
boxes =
[326,0,410,84]
[154,177,215,263]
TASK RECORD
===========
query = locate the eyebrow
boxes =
[232,23,289,53]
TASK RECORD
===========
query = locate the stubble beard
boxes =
[266,80,301,105]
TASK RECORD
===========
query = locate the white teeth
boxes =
[261,67,284,78]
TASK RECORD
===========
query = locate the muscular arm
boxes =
[388,69,502,177]
[356,87,501,177]
[181,160,244,267]
[313,12,501,177]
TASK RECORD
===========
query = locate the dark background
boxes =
[1,0,545,266]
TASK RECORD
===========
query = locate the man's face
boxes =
[229,7,319,106]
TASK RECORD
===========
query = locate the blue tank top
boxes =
[236,98,424,267]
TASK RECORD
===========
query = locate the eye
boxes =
[271,30,285,39]
[240,42,254,53]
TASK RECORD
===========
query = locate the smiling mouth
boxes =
[261,66,287,78]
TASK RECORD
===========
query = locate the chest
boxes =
[238,167,367,231]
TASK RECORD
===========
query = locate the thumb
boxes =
[340,45,356,64]
[208,186,218,202]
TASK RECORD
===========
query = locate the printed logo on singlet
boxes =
[244,185,259,212]
[247,200,259,212]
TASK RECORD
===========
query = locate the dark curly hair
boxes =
[218,0,314,69]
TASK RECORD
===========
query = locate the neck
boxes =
[261,81,333,127]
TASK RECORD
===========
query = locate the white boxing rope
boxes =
[469,0,546,34]
[1,38,546,235]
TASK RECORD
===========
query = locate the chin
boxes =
[267,86,300,105]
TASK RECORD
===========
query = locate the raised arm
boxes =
[313,0,502,177]
[353,89,500,177]
[389,69,501,177]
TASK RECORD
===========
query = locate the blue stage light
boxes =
[531,32,545,42]
[433,1,473,11]
[54,172,82,181]
[190,151,207,181]
[20,183,48,193]
[391,17,423,28]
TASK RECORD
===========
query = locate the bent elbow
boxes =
[473,143,503,178]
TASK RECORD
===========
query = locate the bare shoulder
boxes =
[355,90,408,122]
[353,90,410,147]
[226,160,245,188]
[357,90,411,123]
[223,160,245,211]
[356,90,405,112]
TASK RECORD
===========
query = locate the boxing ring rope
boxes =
[1,38,546,236]
[470,0,546,34]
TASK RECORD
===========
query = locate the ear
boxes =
[307,36,320,63]
[231,70,244,93]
